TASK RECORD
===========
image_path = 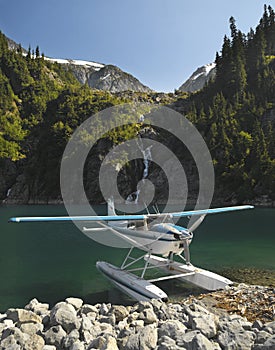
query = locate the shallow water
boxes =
[0,205,274,312]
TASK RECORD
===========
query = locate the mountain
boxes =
[178,63,216,92]
[6,36,27,54]
[5,34,152,93]
[45,57,152,93]
[1,4,275,208]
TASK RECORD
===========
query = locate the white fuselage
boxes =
[108,221,192,257]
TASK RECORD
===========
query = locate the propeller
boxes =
[179,214,206,265]
[188,214,206,232]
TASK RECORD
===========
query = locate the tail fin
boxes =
[107,197,116,216]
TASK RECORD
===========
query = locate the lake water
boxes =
[0,205,274,312]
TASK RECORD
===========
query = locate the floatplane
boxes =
[9,200,254,302]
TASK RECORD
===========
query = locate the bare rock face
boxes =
[86,65,152,93]
[48,57,152,93]
[178,63,216,93]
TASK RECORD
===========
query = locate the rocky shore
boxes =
[0,284,274,350]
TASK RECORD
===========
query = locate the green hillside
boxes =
[174,5,275,203]
[0,5,274,204]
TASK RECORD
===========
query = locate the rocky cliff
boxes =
[45,57,152,93]
[178,63,216,93]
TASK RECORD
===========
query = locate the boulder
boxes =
[175,330,217,349]
[6,308,42,324]
[256,331,273,345]
[123,325,157,350]
[0,335,22,350]
[253,320,264,331]
[25,298,49,316]
[62,329,80,349]
[99,303,111,316]
[218,315,252,333]
[158,320,187,338]
[24,334,45,350]
[65,298,83,310]
[20,322,43,335]
[43,325,66,347]
[80,304,98,315]
[138,308,158,324]
[191,333,217,350]
[50,302,80,333]
[102,335,119,350]
[3,319,14,328]
[190,313,217,338]
[110,305,129,322]
[217,330,255,350]
[264,321,275,334]
[99,314,116,326]
[69,340,85,350]
[261,335,275,349]
[158,336,176,345]
[132,301,153,313]
[89,335,119,350]
[0,313,7,322]
[42,346,56,350]
[80,315,93,332]
[1,327,26,348]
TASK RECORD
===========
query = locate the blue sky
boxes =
[1,0,275,92]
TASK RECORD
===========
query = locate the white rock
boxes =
[3,319,14,328]
[138,308,158,324]
[20,322,43,335]
[44,325,66,347]
[50,302,80,332]
[110,305,129,322]
[176,330,216,350]
[158,320,187,338]
[65,297,83,310]
[42,346,56,350]
[80,304,98,315]
[0,313,7,322]
[25,298,49,316]
[24,333,45,350]
[262,334,275,348]
[69,340,85,350]
[6,308,42,324]
[81,314,92,331]
[217,330,255,350]
[190,314,217,338]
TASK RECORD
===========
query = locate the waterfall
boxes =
[125,137,152,204]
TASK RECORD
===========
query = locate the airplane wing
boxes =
[9,205,254,223]
[167,205,254,218]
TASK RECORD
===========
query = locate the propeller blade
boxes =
[188,214,206,232]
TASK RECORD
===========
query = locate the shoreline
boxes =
[0,283,274,349]
[2,195,275,208]
[0,199,275,209]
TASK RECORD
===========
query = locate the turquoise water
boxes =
[0,205,274,312]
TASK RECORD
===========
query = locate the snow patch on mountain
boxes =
[178,63,216,93]
[44,57,104,71]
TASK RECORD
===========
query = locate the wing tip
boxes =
[9,217,20,223]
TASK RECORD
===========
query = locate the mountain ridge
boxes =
[178,63,216,92]
[4,34,152,93]
[45,56,152,93]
